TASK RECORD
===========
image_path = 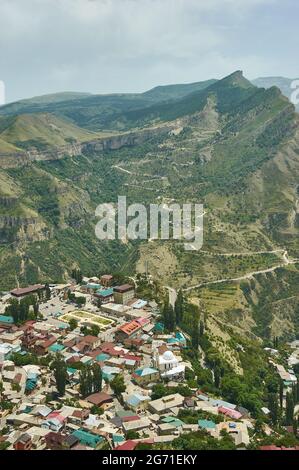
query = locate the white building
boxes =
[154,350,185,381]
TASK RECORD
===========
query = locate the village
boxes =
[0,273,298,451]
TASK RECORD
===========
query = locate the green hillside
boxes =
[0,71,298,341]
[0,112,104,152]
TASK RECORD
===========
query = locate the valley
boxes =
[0,71,298,344]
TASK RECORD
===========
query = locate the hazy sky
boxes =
[0,0,298,102]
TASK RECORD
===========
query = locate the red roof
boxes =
[114,284,134,293]
[122,415,140,423]
[86,392,113,406]
[122,354,141,362]
[117,321,142,336]
[260,445,282,451]
[115,440,138,451]
[218,406,242,419]
[11,284,45,296]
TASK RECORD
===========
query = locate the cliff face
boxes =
[0,125,173,169]
[0,214,48,244]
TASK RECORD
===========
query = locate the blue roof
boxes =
[209,399,236,409]
[154,322,164,332]
[26,379,37,391]
[96,353,110,362]
[67,368,77,375]
[72,429,103,448]
[134,367,158,377]
[86,283,102,290]
[175,332,186,342]
[113,434,125,443]
[49,343,65,353]
[161,416,184,427]
[0,315,14,324]
[132,299,147,309]
[198,419,216,430]
[126,393,149,407]
[96,288,113,297]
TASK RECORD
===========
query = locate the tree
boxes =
[126,430,139,439]
[45,283,51,301]
[79,364,102,397]
[174,290,184,324]
[191,319,200,350]
[199,320,205,336]
[69,318,78,331]
[75,296,86,307]
[79,367,89,398]
[52,355,67,396]
[286,392,294,425]
[168,305,175,332]
[110,374,126,397]
[72,268,83,284]
[268,393,279,425]
[279,381,284,409]
[92,364,102,393]
[214,366,221,389]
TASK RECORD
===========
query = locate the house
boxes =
[115,439,138,451]
[81,335,101,350]
[34,336,57,355]
[125,393,151,412]
[198,419,216,432]
[72,429,104,449]
[13,433,32,450]
[218,406,242,420]
[113,284,135,305]
[122,417,151,433]
[115,320,143,342]
[86,392,113,409]
[41,411,66,432]
[0,315,14,329]
[10,284,45,298]
[132,367,159,386]
[95,288,114,304]
[0,343,21,361]
[100,275,113,287]
[148,393,185,414]
[45,432,79,450]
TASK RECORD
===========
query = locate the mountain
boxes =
[0,113,105,153]
[0,79,217,132]
[0,70,298,342]
[252,76,299,111]
[0,92,92,117]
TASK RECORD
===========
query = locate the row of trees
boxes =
[51,355,103,398]
[71,269,83,284]
[79,364,102,398]
[5,295,40,324]
[162,290,205,353]
[268,381,299,430]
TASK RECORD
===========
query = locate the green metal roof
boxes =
[72,429,103,448]
[0,315,14,324]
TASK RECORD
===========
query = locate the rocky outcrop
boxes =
[0,125,174,169]
[0,215,49,244]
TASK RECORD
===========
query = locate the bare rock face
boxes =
[0,215,49,244]
[0,125,173,168]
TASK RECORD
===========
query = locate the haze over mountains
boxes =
[0,71,298,341]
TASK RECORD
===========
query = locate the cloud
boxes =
[0,0,296,102]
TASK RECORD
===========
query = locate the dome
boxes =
[162,350,175,361]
